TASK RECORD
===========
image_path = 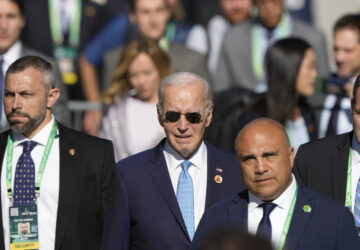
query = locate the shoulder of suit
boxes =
[57,122,113,145]
[21,46,57,65]
[292,18,324,37]
[169,43,205,57]
[299,132,350,150]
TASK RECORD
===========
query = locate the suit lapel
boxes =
[284,184,315,250]
[205,143,225,209]
[54,124,83,250]
[331,133,351,204]
[0,132,9,249]
[227,191,248,230]
[147,141,190,241]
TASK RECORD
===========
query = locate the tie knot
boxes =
[21,140,37,154]
[260,202,276,217]
[181,160,192,172]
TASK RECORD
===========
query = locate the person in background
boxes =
[79,0,208,135]
[99,39,174,161]
[0,0,70,129]
[20,0,125,100]
[318,14,360,138]
[294,74,360,235]
[186,0,253,81]
[216,0,329,93]
[237,38,318,154]
[191,118,360,250]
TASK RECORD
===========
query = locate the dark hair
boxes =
[265,37,312,123]
[352,74,360,106]
[6,56,55,90]
[196,227,273,250]
[334,14,360,41]
[127,0,167,13]
[9,0,24,16]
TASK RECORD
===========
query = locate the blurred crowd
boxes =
[0,0,359,158]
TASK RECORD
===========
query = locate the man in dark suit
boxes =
[0,56,115,250]
[192,118,359,250]
[0,0,70,129]
[101,72,244,250]
[294,74,360,232]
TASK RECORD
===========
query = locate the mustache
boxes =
[7,111,31,119]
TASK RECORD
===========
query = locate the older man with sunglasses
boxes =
[101,72,245,250]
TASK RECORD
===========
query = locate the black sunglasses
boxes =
[165,111,203,124]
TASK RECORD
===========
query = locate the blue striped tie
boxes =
[176,160,195,240]
[354,178,360,231]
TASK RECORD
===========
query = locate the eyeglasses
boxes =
[164,111,203,124]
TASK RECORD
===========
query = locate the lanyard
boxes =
[5,121,58,200]
[345,147,352,210]
[251,14,291,81]
[48,0,82,47]
[248,183,298,250]
[165,21,176,43]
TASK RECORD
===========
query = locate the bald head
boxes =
[235,118,294,202]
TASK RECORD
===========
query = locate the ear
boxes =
[157,106,164,127]
[205,105,213,127]
[289,146,295,169]
[46,88,60,109]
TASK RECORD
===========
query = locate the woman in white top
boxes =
[99,39,174,161]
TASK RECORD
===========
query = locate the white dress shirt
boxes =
[1,117,60,250]
[351,136,360,212]
[163,140,207,229]
[248,174,297,249]
[0,41,22,131]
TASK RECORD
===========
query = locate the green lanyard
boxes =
[48,0,82,47]
[345,147,353,210]
[5,121,58,201]
[165,21,176,43]
[249,183,298,250]
[251,14,290,81]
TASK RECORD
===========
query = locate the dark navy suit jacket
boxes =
[101,139,245,250]
[191,182,360,250]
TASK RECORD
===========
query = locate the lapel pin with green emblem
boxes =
[303,205,311,213]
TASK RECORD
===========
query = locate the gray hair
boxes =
[5,55,55,92]
[157,72,213,115]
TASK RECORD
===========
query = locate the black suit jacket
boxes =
[293,132,352,204]
[0,123,115,250]
[21,0,125,56]
[101,139,245,250]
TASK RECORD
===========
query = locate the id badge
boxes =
[9,205,39,250]
[54,46,78,85]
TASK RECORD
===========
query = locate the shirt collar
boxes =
[351,136,360,165]
[2,41,22,69]
[249,174,297,211]
[12,116,55,148]
[163,139,207,172]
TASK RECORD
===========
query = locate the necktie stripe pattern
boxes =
[13,141,37,206]
[256,202,277,240]
[354,178,360,228]
[176,160,195,240]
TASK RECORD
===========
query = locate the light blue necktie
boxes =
[354,178,360,230]
[176,160,195,240]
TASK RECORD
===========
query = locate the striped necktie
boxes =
[0,57,4,126]
[176,160,195,240]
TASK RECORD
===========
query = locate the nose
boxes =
[11,94,22,110]
[0,17,9,31]
[177,114,189,132]
[255,158,267,174]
